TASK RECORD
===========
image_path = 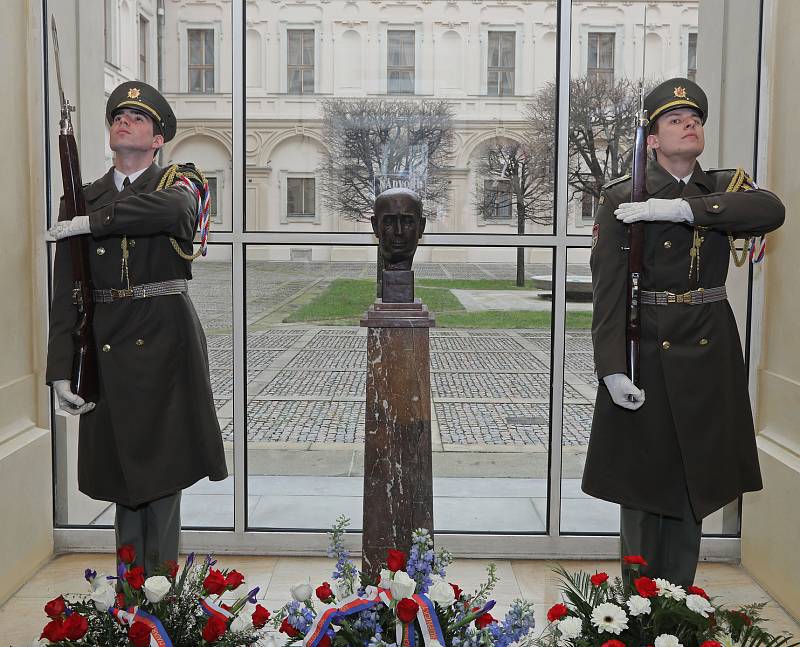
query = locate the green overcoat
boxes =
[46,164,228,508]
[582,160,784,520]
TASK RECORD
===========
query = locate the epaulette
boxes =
[706,168,737,175]
[602,174,631,190]
[159,162,207,194]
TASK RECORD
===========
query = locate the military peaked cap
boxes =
[644,77,708,131]
[106,81,177,142]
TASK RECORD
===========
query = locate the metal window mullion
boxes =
[231,0,246,537]
[547,0,573,541]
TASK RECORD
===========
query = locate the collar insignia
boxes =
[127,87,141,99]
[673,86,688,99]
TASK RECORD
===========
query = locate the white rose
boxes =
[143,575,172,604]
[428,579,455,607]
[626,595,652,617]
[654,634,682,647]
[379,568,394,589]
[557,616,583,639]
[290,580,313,602]
[90,583,116,612]
[389,570,417,600]
[685,594,715,618]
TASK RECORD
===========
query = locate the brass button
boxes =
[662,340,671,350]
[699,338,709,346]
[663,240,672,249]
[129,239,136,247]
[102,344,111,352]
[96,247,105,255]
[712,204,720,210]
[135,339,144,346]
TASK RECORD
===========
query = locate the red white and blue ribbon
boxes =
[199,595,235,623]
[750,235,766,264]
[175,174,211,257]
[110,606,173,647]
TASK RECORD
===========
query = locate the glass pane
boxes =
[303,67,314,93]
[205,29,214,65]
[287,178,301,214]
[205,68,214,93]
[304,178,316,214]
[288,30,301,65]
[244,245,553,533]
[302,30,314,66]
[488,32,499,68]
[189,68,202,92]
[500,71,513,96]
[189,30,201,65]
[288,68,301,94]
[487,70,498,96]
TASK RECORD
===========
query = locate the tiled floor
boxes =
[1,554,797,647]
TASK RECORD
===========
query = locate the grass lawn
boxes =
[284,278,593,329]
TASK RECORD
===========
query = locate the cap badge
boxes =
[673,86,688,99]
[127,87,141,99]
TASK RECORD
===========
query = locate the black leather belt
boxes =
[93,279,188,303]
[640,286,727,305]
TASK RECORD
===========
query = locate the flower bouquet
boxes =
[533,555,799,647]
[270,515,536,647]
[37,545,271,646]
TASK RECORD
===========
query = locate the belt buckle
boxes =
[666,291,678,304]
[110,288,133,299]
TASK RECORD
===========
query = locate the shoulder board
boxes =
[706,168,737,174]
[602,174,631,190]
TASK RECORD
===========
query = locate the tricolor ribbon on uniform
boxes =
[750,235,766,263]
[175,174,211,257]
[302,586,445,647]
[110,606,173,647]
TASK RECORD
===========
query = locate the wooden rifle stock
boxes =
[626,115,648,387]
[57,130,99,403]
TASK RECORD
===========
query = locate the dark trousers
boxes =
[115,491,182,575]
[620,488,702,588]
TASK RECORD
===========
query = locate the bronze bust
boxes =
[371,189,426,272]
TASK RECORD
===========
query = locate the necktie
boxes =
[122,176,131,189]
[678,179,685,195]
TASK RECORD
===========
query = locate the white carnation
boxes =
[626,595,652,617]
[143,575,172,604]
[379,568,394,589]
[389,570,417,600]
[557,616,584,639]
[655,579,686,600]
[655,634,682,647]
[428,579,455,607]
[89,583,116,612]
[590,602,628,635]
[686,594,715,618]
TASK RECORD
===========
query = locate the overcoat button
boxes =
[136,339,144,346]
[96,247,105,255]
[129,239,136,247]
[102,344,111,352]
[662,340,671,350]
[699,338,709,346]
[663,240,672,249]
[712,204,720,209]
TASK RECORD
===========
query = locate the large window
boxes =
[188,28,215,93]
[487,31,515,96]
[587,32,615,84]
[483,179,513,221]
[287,29,315,94]
[387,30,415,94]
[287,177,316,218]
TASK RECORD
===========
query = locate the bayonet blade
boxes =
[50,16,67,111]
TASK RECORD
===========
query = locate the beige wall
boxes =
[0,0,54,604]
[742,0,800,618]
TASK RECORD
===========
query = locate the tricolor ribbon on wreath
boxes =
[110,606,173,647]
[199,594,236,623]
[303,586,448,647]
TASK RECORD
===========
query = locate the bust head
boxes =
[371,189,426,271]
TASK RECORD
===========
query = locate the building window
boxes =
[587,32,615,84]
[483,179,512,220]
[487,32,515,96]
[387,30,415,94]
[687,32,698,82]
[138,15,148,82]
[104,0,113,63]
[287,178,316,217]
[581,191,597,224]
[288,29,315,94]
[188,29,215,93]
[207,176,219,223]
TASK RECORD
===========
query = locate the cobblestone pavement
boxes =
[188,261,597,449]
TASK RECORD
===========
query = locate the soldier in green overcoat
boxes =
[46,82,227,574]
[582,78,785,586]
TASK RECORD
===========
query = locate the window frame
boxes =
[387,29,416,95]
[286,28,316,95]
[178,21,222,94]
[486,30,516,97]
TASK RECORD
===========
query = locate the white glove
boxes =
[47,215,91,241]
[615,198,694,224]
[602,373,645,411]
[53,379,95,415]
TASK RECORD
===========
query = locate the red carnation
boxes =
[225,569,245,590]
[280,617,300,637]
[63,612,89,640]
[125,565,146,590]
[203,568,227,595]
[40,618,66,642]
[118,544,137,565]
[202,615,228,642]
[129,621,153,647]
[165,559,179,579]
[44,595,67,619]
[387,549,407,572]
[316,581,334,602]
[475,612,497,629]
[591,572,609,586]
[700,642,722,647]
[252,604,271,629]
[688,585,709,599]
[623,555,648,567]
[634,576,658,598]
[451,583,463,599]
[396,597,419,623]
[601,641,627,647]
[547,603,569,623]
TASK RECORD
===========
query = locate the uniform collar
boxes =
[82,163,161,206]
[646,159,714,194]
[114,165,150,192]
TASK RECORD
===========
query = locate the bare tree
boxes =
[319,98,455,222]
[473,139,542,286]
[524,76,650,222]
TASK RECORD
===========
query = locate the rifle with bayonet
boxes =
[51,17,99,403]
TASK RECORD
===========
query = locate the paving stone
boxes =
[432,372,585,401]
[431,351,548,372]
[255,371,365,398]
[287,350,366,370]
[430,335,525,352]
